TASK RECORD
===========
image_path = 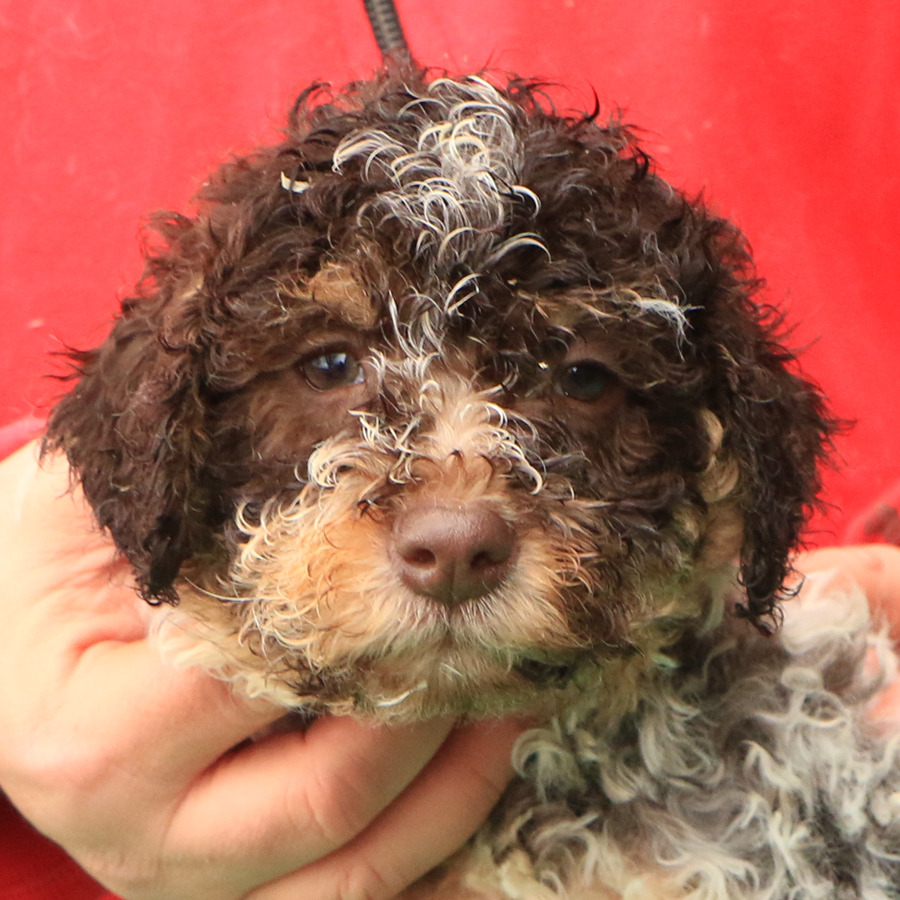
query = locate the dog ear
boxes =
[666,206,832,627]
[711,312,831,627]
[45,218,215,604]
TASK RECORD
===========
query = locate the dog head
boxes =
[46,71,830,718]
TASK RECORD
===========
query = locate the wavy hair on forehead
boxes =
[330,75,545,277]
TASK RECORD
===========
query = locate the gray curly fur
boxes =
[485,575,900,898]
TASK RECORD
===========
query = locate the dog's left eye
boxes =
[556,360,613,402]
[301,351,365,391]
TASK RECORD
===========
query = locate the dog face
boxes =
[46,72,829,719]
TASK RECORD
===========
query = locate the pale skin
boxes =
[1,441,899,900]
[795,543,900,723]
[0,442,523,900]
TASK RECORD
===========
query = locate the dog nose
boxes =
[392,504,516,605]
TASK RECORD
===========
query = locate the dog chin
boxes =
[154,590,590,721]
[324,651,582,722]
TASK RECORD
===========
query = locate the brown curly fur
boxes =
[46,68,834,719]
[47,66,888,899]
[47,67,828,628]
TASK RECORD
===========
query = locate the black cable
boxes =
[361,0,412,62]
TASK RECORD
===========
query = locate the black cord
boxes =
[361,0,412,62]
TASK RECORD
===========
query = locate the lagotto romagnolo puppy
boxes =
[46,68,900,897]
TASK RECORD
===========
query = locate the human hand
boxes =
[795,543,900,723]
[795,544,900,637]
[0,443,522,900]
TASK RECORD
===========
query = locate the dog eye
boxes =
[300,351,365,391]
[556,360,613,402]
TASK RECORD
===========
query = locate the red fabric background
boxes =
[1,0,898,895]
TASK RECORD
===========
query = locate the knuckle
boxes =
[292,766,375,848]
[0,740,108,828]
[72,851,162,900]
[335,857,397,900]
[470,766,508,808]
[40,741,121,799]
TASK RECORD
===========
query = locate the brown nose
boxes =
[392,503,516,605]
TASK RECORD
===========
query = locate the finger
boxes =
[0,644,283,838]
[0,444,284,780]
[64,640,283,776]
[796,545,900,636]
[871,678,900,727]
[161,716,456,893]
[248,717,523,900]
[3,623,285,833]
[0,444,140,626]
[0,443,97,558]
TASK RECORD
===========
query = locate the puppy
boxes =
[46,69,900,897]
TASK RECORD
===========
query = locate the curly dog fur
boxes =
[46,69,900,897]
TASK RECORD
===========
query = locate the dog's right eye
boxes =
[556,360,614,402]
[300,351,365,391]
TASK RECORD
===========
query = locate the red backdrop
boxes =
[2,0,899,533]
[0,3,899,895]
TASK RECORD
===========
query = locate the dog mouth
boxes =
[257,601,590,716]
[212,476,601,716]
[335,648,585,718]
[512,655,581,686]
[402,603,586,680]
